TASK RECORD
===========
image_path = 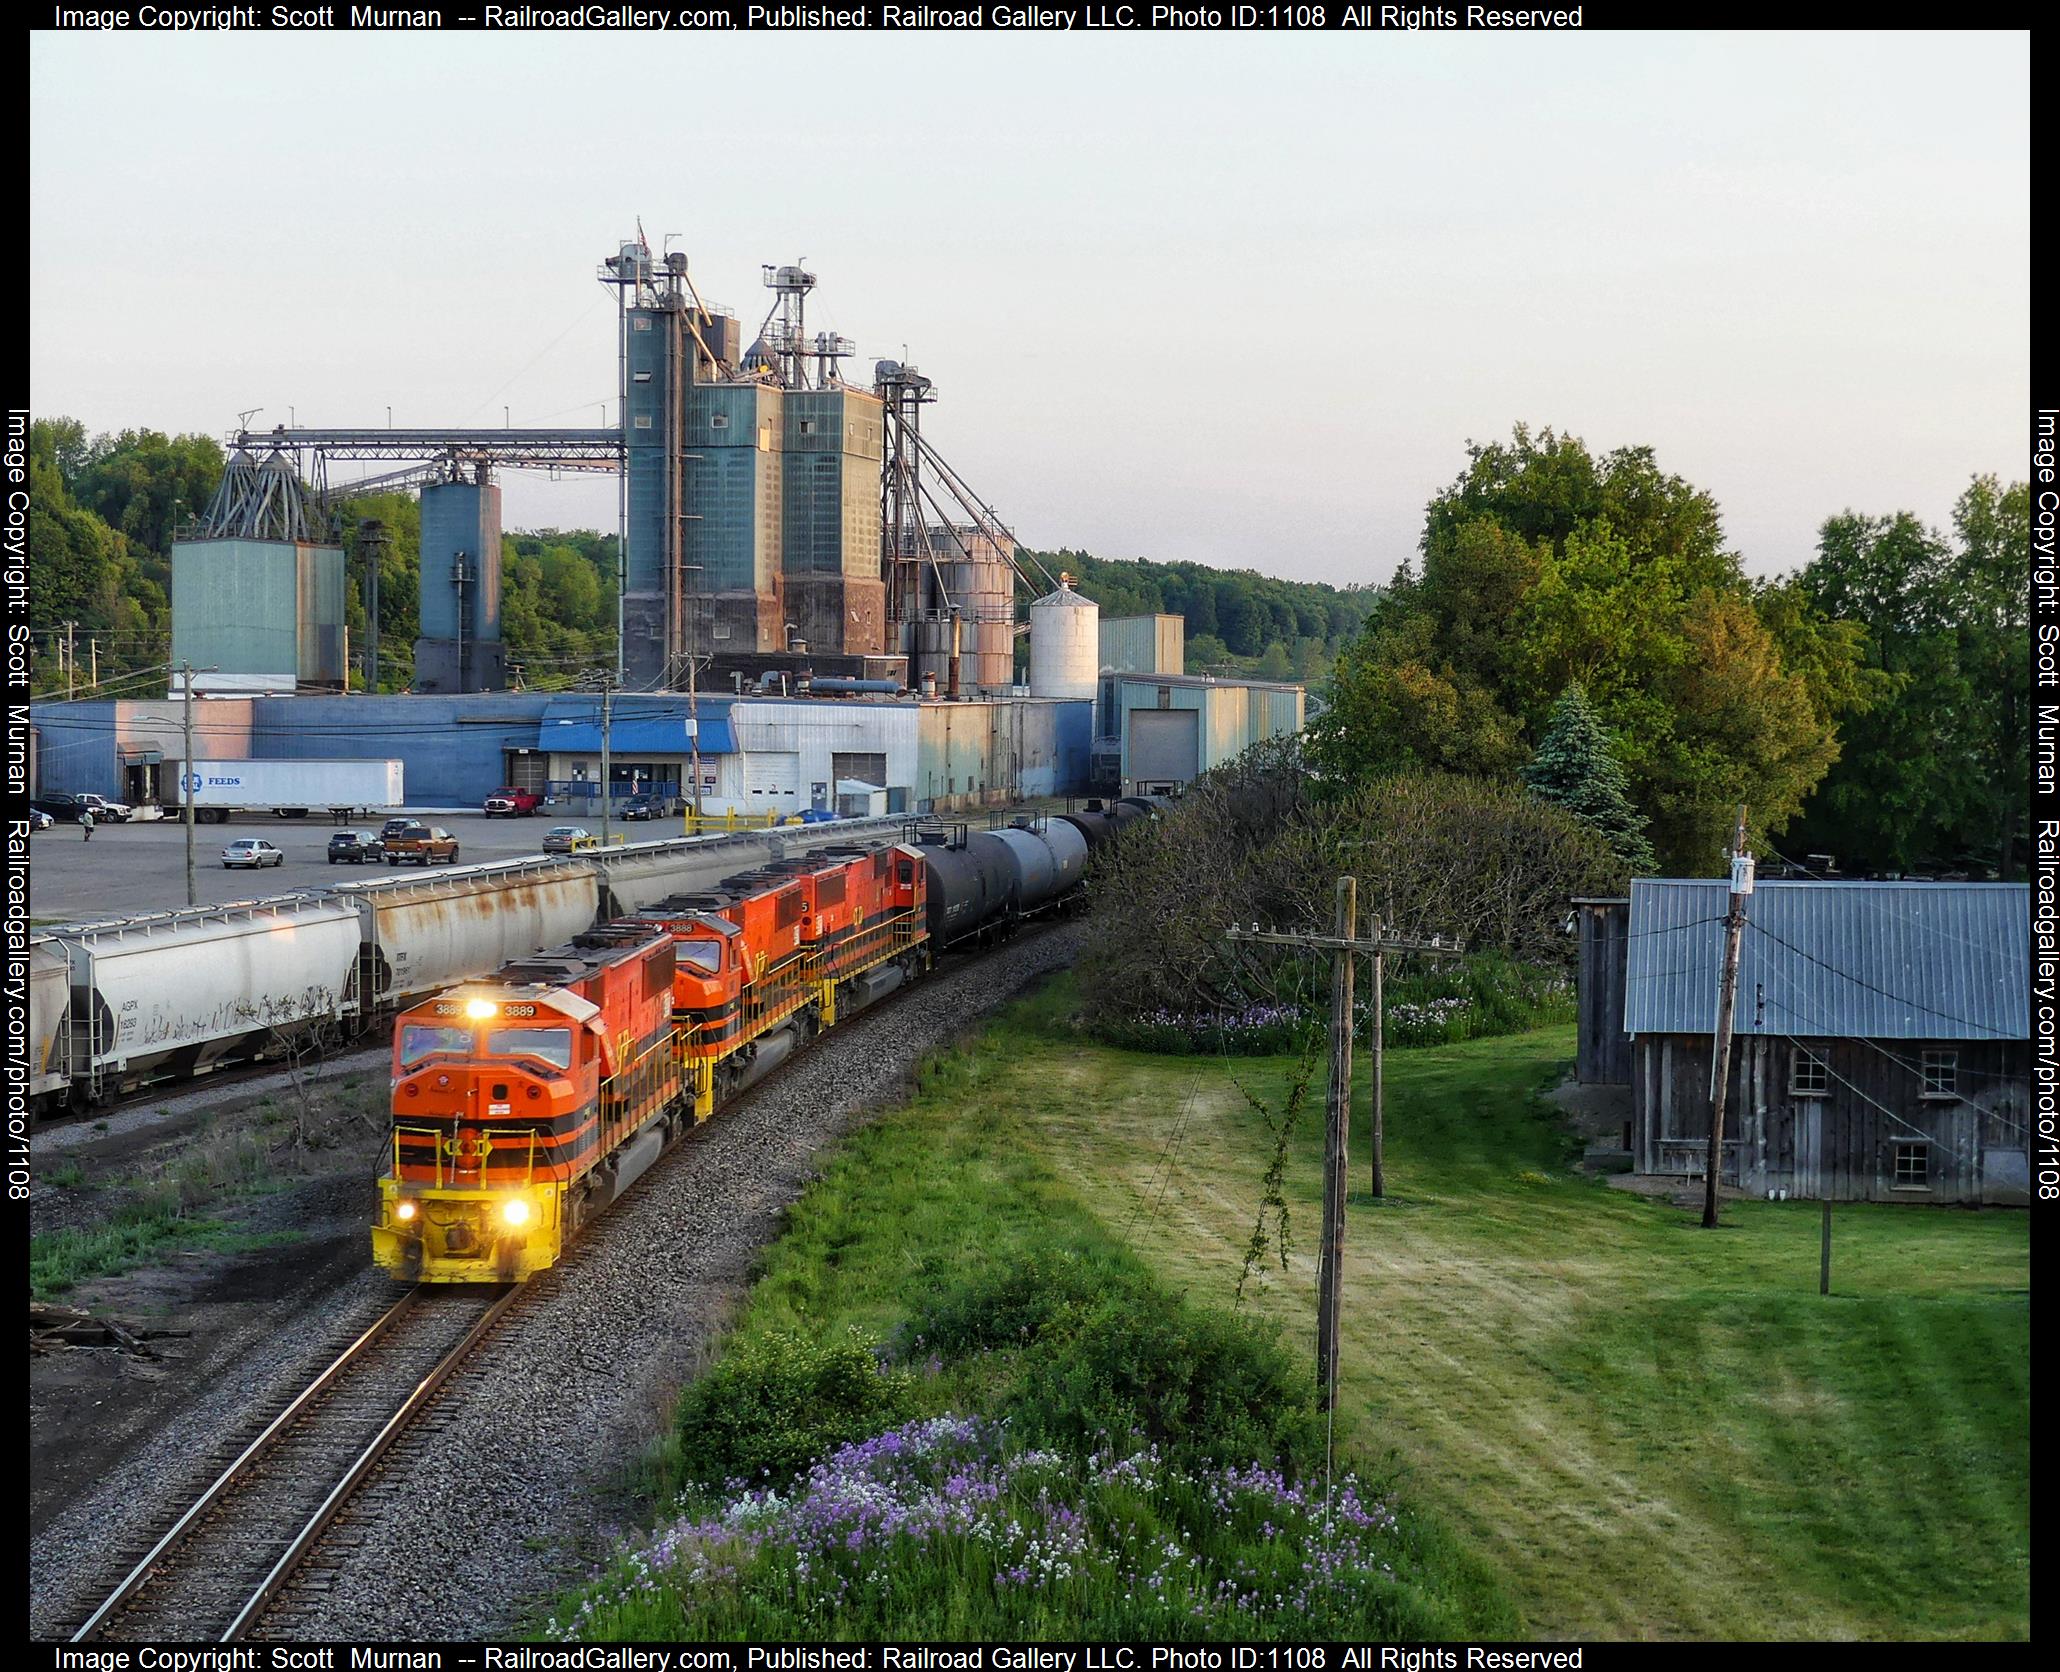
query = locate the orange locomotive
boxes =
[373,925,679,1281]
[375,842,929,1282]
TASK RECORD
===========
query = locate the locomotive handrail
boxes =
[393,1123,449,1188]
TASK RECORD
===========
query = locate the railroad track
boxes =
[67,1285,521,1643]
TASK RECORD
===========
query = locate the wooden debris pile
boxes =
[29,1303,189,1357]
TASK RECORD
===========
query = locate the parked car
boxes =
[76,794,132,823]
[484,785,544,817]
[541,825,593,854]
[28,808,53,832]
[383,824,461,865]
[30,793,90,823]
[619,794,666,821]
[378,817,418,851]
[327,830,383,864]
[222,838,285,869]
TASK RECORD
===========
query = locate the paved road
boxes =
[26,810,688,924]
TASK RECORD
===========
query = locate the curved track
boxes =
[67,1285,520,1643]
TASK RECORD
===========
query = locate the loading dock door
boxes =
[746,751,802,807]
[1129,709,1200,785]
[504,751,548,795]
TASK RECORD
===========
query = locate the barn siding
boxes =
[1576,899,1631,1086]
[1629,1034,2029,1203]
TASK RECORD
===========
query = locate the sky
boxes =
[28,29,2029,590]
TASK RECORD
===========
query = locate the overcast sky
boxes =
[29,29,2028,589]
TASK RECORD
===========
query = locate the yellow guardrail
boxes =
[680,810,805,836]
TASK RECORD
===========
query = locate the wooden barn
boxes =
[1621,880,2030,1205]
[1574,897,1631,1086]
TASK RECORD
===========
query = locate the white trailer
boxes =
[174,758,404,824]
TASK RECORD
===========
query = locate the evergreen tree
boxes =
[1521,683,1656,874]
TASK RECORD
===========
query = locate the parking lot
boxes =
[27,809,688,924]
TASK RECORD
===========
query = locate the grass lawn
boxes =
[998,989,2029,1640]
[620,1032,1517,1640]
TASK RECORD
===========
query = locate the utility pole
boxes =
[1369,889,1390,1199]
[580,667,619,846]
[601,679,613,847]
[1228,892,1464,1446]
[1703,803,1752,1229]
[687,651,703,827]
[182,661,196,907]
[89,639,98,692]
[63,622,76,700]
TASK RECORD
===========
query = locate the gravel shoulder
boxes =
[30,923,1085,1643]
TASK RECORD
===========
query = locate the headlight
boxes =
[395,1199,418,1222]
[465,998,498,1020]
[502,1198,530,1226]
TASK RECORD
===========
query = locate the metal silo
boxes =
[1029,575,1098,699]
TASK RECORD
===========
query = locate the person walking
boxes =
[80,808,95,843]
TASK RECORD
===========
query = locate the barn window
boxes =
[1921,1050,1958,1097]
[1892,1141,1930,1189]
[1789,1050,1829,1096]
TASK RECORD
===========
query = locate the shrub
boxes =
[672,1327,919,1493]
[907,1256,1321,1474]
[1081,759,1620,1030]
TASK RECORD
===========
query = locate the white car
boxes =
[222,838,285,869]
[28,809,53,832]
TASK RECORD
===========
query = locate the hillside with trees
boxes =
[1020,546,1378,686]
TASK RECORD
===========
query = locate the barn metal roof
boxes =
[1623,880,2028,1041]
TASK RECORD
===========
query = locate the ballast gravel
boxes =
[32,924,1085,1644]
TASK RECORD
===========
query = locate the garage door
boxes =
[745,751,801,808]
[1129,709,1199,784]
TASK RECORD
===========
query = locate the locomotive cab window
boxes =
[675,941,723,973]
[399,1025,472,1067]
[485,1028,574,1071]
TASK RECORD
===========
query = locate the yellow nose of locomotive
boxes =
[373,1177,559,1283]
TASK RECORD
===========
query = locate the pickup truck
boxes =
[382,824,462,865]
[483,786,543,817]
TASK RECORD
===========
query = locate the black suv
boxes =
[620,794,666,821]
[328,830,382,864]
[30,793,88,823]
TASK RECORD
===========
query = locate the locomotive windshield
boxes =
[398,1024,472,1066]
[485,1027,574,1070]
[675,941,722,972]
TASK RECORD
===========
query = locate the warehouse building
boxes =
[1095,672,1304,794]
[28,690,1092,819]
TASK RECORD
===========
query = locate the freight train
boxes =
[23,801,1166,1122]
[370,805,1164,1283]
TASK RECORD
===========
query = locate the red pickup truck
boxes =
[483,786,543,817]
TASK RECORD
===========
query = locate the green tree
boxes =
[1785,512,1968,872]
[1313,425,1865,871]
[1949,476,2031,876]
[1521,684,1656,874]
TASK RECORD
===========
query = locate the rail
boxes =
[68,1285,520,1643]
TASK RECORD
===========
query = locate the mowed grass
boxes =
[996,990,2029,1640]
[631,1039,1516,1638]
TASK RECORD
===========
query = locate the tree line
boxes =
[1307,425,2028,878]
[24,419,620,695]
[26,415,2030,880]
[1018,546,1379,685]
